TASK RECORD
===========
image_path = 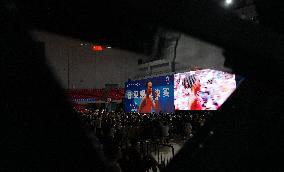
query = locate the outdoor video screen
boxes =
[124,75,174,113]
[174,69,237,110]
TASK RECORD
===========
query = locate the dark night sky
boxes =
[7,0,282,57]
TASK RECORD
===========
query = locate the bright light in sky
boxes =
[225,0,233,5]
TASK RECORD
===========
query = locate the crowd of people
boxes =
[76,109,212,172]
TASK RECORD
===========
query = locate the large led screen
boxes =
[124,75,174,113]
[174,69,237,110]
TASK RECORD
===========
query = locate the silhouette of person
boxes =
[1,1,106,170]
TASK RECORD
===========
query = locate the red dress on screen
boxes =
[189,83,202,110]
[190,98,202,110]
[138,97,154,113]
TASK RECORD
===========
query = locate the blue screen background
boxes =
[124,75,174,113]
